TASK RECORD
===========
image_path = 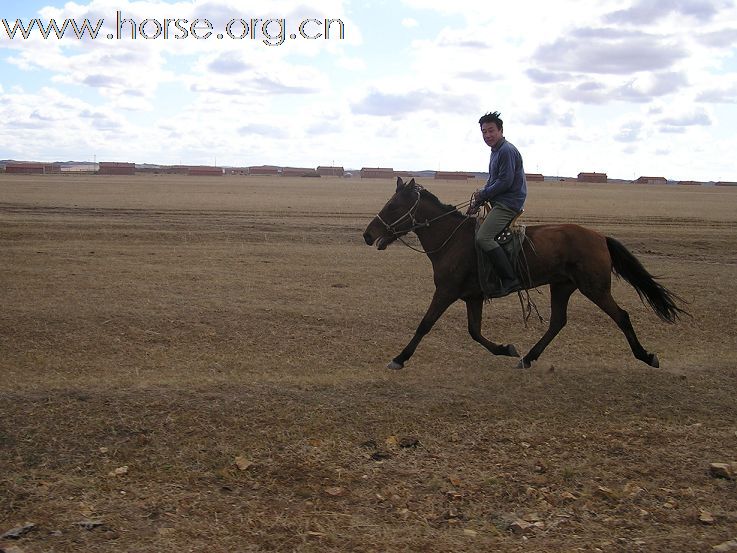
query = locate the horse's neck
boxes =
[414,202,469,257]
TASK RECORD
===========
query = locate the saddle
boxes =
[475,208,527,298]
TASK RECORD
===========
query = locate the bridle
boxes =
[375,185,474,254]
[376,187,423,236]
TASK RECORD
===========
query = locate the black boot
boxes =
[487,247,521,295]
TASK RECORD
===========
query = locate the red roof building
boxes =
[635,176,667,185]
[226,167,250,175]
[98,162,135,175]
[360,167,394,179]
[316,166,344,177]
[5,163,46,174]
[281,167,319,177]
[248,165,280,175]
[162,165,191,175]
[434,171,476,180]
[577,172,608,183]
[187,166,224,176]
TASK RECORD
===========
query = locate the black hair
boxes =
[478,111,503,132]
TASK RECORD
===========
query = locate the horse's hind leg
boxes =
[520,281,577,368]
[465,297,518,358]
[580,287,659,368]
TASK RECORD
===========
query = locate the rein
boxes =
[376,187,474,255]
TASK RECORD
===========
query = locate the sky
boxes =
[1,0,736,180]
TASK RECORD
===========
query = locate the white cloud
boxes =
[401,18,418,28]
[207,52,254,74]
[238,123,288,138]
[520,105,576,127]
[697,28,737,47]
[0,86,145,160]
[697,85,737,103]
[658,108,713,131]
[614,121,643,142]
[351,87,479,118]
[335,55,366,70]
[534,28,687,75]
[605,0,729,24]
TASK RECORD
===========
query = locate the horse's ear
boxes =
[408,178,416,186]
[396,176,404,191]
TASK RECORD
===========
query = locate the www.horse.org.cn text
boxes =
[1,11,346,45]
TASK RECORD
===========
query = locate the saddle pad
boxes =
[474,223,527,298]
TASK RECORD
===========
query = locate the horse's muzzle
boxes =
[363,229,392,250]
[363,218,395,249]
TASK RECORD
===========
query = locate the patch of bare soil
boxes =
[1,176,737,552]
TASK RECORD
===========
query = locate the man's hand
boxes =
[465,190,481,215]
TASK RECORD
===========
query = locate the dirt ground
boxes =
[1,174,736,552]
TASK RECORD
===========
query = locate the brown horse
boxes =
[363,178,687,370]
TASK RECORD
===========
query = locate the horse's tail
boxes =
[606,237,688,323]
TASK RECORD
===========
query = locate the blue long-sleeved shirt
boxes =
[477,138,527,212]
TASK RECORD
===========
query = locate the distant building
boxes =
[360,167,394,179]
[715,181,737,186]
[98,162,135,175]
[5,162,46,174]
[635,176,667,185]
[525,173,545,182]
[226,167,250,175]
[136,165,170,174]
[577,172,607,183]
[281,166,320,177]
[159,165,189,175]
[677,180,702,186]
[248,165,280,176]
[434,171,476,180]
[316,166,344,177]
[187,166,224,176]
[61,163,97,173]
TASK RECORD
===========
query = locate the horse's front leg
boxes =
[388,290,455,369]
[465,297,519,358]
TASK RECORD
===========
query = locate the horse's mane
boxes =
[418,187,461,215]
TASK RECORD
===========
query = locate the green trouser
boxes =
[475,202,518,252]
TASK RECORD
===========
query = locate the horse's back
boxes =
[525,223,606,250]
[522,223,610,283]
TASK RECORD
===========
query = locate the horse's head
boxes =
[363,177,423,250]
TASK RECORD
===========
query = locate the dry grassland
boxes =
[1,174,737,552]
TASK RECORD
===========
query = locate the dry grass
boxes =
[1,174,737,552]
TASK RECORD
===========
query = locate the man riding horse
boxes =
[467,111,527,296]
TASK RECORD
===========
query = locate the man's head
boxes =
[479,111,504,148]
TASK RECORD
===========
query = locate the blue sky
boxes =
[1,0,737,180]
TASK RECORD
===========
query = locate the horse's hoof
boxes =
[648,353,659,368]
[516,358,531,369]
[387,360,404,370]
[506,344,519,357]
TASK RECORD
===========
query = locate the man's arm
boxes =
[477,148,514,203]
